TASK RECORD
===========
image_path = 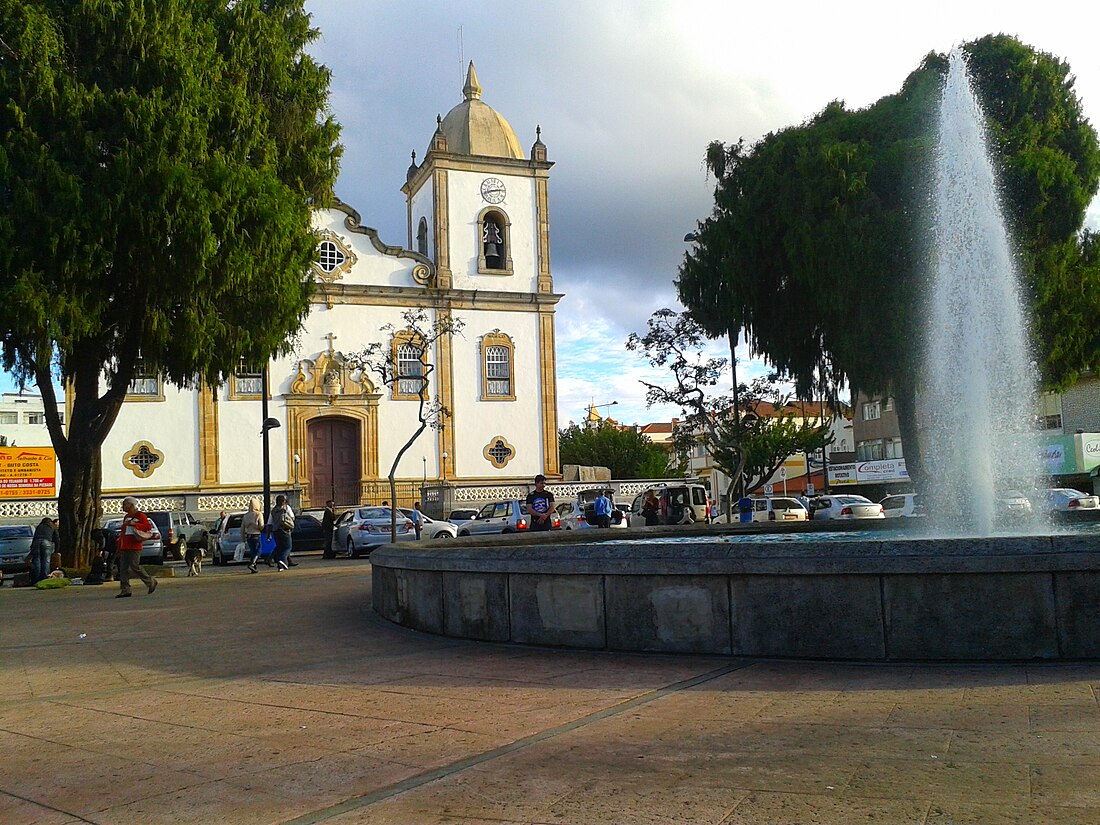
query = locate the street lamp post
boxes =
[260,365,281,522]
[441,451,448,483]
[585,400,618,425]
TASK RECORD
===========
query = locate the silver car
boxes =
[810,495,885,520]
[334,507,415,558]
[1037,488,1100,512]
[397,509,457,540]
[457,499,560,536]
[0,524,33,572]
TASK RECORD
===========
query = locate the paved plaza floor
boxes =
[4,558,1100,824]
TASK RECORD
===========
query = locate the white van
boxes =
[749,496,809,522]
[631,482,710,524]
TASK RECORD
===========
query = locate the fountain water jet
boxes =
[923,49,1044,536]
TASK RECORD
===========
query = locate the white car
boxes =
[996,489,1033,517]
[1036,488,1100,512]
[398,509,458,539]
[880,493,924,518]
[556,493,629,530]
[810,495,885,520]
[334,507,416,558]
[748,496,809,522]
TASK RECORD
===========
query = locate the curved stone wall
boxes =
[371,530,1100,661]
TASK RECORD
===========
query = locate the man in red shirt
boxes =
[116,496,158,598]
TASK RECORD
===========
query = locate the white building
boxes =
[91,64,561,511]
[0,393,64,448]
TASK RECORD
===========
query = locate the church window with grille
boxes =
[317,240,347,274]
[127,358,163,400]
[481,332,515,401]
[392,331,427,401]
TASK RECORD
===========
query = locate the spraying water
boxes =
[923,49,1043,536]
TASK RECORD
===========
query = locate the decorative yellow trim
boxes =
[314,284,562,311]
[312,230,358,283]
[403,153,553,196]
[284,399,381,509]
[476,207,513,275]
[536,178,553,294]
[289,350,376,398]
[480,330,515,401]
[433,170,452,289]
[390,330,428,402]
[483,435,517,469]
[123,440,165,479]
[198,381,219,486]
[539,311,560,476]
[437,306,456,479]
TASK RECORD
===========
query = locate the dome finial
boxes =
[463,61,482,101]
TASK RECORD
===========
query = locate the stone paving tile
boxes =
[963,682,1098,706]
[846,757,1031,803]
[885,703,1032,733]
[1030,763,1100,808]
[350,725,514,769]
[926,801,1100,823]
[0,790,88,825]
[1029,703,1100,733]
[949,727,1100,765]
[720,791,928,824]
[94,776,312,825]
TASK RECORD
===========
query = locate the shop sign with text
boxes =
[0,447,56,498]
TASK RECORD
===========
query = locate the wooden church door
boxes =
[307,417,360,506]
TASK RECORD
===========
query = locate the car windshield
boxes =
[837,496,871,505]
[358,508,391,520]
[0,525,33,538]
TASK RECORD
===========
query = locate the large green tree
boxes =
[0,1,341,566]
[559,422,680,480]
[678,35,1100,480]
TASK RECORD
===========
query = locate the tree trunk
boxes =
[56,441,103,569]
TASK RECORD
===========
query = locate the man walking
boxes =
[116,497,157,598]
[266,494,295,571]
[411,502,423,540]
[322,499,337,559]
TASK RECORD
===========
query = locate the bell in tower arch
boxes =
[482,218,504,269]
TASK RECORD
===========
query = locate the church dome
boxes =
[438,62,524,159]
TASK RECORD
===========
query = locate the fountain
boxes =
[371,50,1100,661]
[923,50,1044,536]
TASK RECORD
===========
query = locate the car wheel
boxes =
[154,553,165,566]
[348,538,359,559]
[432,531,450,540]
[502,528,513,534]
[213,548,223,565]
[458,529,469,537]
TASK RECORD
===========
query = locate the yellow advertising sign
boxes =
[0,447,56,498]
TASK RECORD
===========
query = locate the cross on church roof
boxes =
[324,332,338,353]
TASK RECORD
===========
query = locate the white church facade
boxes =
[91,64,561,512]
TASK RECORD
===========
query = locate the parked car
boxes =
[748,496,809,522]
[334,507,416,558]
[456,499,560,536]
[556,489,629,530]
[397,509,457,540]
[996,489,1033,517]
[0,524,34,573]
[810,495,885,520]
[147,511,209,560]
[447,509,479,525]
[102,517,165,564]
[629,483,710,525]
[880,493,925,518]
[210,510,328,564]
[1034,488,1100,512]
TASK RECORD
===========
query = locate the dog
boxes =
[184,542,205,577]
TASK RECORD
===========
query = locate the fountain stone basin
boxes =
[371,532,1100,661]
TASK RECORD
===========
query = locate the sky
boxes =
[300,0,1100,428]
[7,2,1099,428]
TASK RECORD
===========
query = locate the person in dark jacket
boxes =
[322,500,337,559]
[29,517,58,583]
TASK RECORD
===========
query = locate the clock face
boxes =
[480,177,506,204]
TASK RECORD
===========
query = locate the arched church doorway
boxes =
[307,417,360,506]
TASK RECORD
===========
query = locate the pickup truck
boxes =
[147,511,209,560]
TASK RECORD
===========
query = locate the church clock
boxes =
[480,177,506,204]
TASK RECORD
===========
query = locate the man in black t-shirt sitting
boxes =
[525,474,555,531]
